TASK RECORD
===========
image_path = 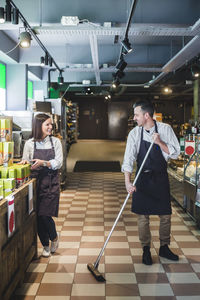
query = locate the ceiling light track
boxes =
[6,0,62,73]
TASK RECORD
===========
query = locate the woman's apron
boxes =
[132,121,171,215]
[31,136,60,217]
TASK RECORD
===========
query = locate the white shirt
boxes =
[122,121,180,173]
[22,135,63,170]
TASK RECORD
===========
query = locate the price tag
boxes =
[6,194,15,237]
[28,182,33,214]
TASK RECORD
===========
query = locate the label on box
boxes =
[28,182,33,214]
[6,194,15,237]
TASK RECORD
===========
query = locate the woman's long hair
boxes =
[31,113,51,141]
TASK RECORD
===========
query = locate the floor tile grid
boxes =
[14,172,200,299]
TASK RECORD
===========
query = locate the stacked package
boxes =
[0,164,31,199]
[0,118,14,167]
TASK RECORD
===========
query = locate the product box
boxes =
[3,178,15,197]
[0,142,3,165]
[16,166,25,187]
[1,167,9,178]
[8,168,17,179]
[3,141,14,167]
[0,119,12,142]
[0,179,4,200]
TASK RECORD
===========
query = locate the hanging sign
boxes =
[28,182,33,215]
[6,194,15,237]
[185,140,195,155]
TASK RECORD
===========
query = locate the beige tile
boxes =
[160,255,188,264]
[59,242,80,249]
[35,297,70,300]
[105,256,132,264]
[138,283,174,296]
[105,231,126,236]
[49,255,77,264]
[42,273,74,284]
[81,236,104,242]
[71,283,105,296]
[106,242,129,249]
[61,231,82,236]
[191,263,200,272]
[174,235,199,242]
[79,248,101,256]
[130,248,157,256]
[64,221,84,226]
[27,263,47,273]
[15,283,40,296]
[106,273,137,284]
[83,226,104,231]
[167,272,200,283]
[106,297,140,300]
[182,248,200,255]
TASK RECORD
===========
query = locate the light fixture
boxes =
[111,78,120,89]
[121,37,132,55]
[0,7,5,23]
[191,65,200,78]
[58,71,64,85]
[163,86,172,94]
[5,1,12,22]
[116,58,127,71]
[44,53,49,65]
[40,56,45,66]
[19,31,31,48]
[12,7,19,24]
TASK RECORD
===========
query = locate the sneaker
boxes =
[142,246,153,265]
[42,246,50,257]
[159,244,179,261]
[51,232,59,253]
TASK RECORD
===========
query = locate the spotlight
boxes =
[163,87,172,94]
[40,56,45,66]
[44,53,49,65]
[111,78,120,89]
[12,7,19,24]
[191,65,200,78]
[58,72,64,85]
[0,7,5,24]
[121,37,132,55]
[5,1,11,22]
[49,57,53,67]
[19,31,31,48]
[116,58,127,71]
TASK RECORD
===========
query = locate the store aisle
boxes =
[14,171,200,299]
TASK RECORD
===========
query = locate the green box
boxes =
[1,167,9,178]
[8,168,17,179]
[3,178,15,197]
[0,179,4,200]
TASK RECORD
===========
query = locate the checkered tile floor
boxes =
[14,172,200,299]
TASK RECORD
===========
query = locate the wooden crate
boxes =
[0,179,37,300]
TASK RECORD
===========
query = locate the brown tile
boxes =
[73,273,105,283]
[171,283,200,295]
[105,264,134,273]
[128,242,141,248]
[141,297,176,300]
[177,241,200,248]
[80,242,104,248]
[187,255,200,263]
[71,297,105,300]
[84,222,104,226]
[163,263,193,273]
[136,273,169,283]
[104,226,125,231]
[106,283,139,296]
[37,283,72,295]
[53,248,78,255]
[23,272,43,283]
[62,226,83,231]
[105,249,131,255]
[46,263,75,273]
[66,218,85,221]
[108,236,128,242]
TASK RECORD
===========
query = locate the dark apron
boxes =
[31,136,60,217]
[132,121,171,215]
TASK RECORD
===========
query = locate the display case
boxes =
[183,134,200,227]
[168,157,184,207]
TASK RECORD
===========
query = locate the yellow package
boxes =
[1,167,9,178]
[3,178,15,197]
[0,142,3,165]
[8,167,17,179]
[0,179,4,200]
[1,119,12,142]
[3,141,14,167]
[16,166,25,188]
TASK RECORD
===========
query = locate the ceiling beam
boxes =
[89,35,101,85]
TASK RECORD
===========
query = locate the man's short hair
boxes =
[133,100,154,118]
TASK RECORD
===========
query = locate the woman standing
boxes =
[21,113,63,257]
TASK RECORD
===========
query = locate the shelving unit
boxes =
[66,101,78,152]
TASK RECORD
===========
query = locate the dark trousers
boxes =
[37,215,57,247]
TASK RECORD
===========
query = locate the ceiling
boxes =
[0,0,200,101]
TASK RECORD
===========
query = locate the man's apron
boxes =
[132,121,171,215]
[31,136,60,217]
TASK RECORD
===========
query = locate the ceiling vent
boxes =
[61,16,79,26]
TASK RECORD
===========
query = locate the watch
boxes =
[43,161,47,167]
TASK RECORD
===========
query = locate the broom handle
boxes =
[94,140,154,268]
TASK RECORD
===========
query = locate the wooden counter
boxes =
[0,179,37,300]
